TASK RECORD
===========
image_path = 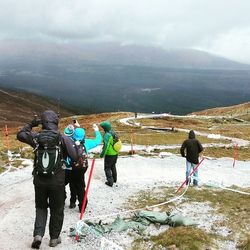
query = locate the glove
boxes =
[92,124,99,132]
[30,118,40,127]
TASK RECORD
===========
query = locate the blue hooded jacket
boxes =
[64,127,102,170]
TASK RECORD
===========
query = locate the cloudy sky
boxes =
[1,0,250,63]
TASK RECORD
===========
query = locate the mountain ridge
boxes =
[0,41,249,70]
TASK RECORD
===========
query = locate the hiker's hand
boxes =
[73,119,80,127]
[93,124,99,131]
[30,118,40,127]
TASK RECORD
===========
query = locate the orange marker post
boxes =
[233,144,238,167]
[131,132,134,154]
[4,125,10,150]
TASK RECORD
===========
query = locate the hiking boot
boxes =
[31,235,42,249]
[69,202,76,209]
[105,181,113,187]
[49,236,61,247]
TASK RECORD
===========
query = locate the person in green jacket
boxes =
[100,121,118,187]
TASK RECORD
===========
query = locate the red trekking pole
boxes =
[76,158,95,241]
[175,157,205,193]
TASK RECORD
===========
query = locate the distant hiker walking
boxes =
[17,110,78,249]
[64,122,102,212]
[100,121,120,187]
[180,130,203,186]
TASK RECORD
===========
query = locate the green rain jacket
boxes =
[100,121,118,157]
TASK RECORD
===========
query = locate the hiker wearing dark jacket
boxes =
[17,110,78,249]
[100,121,118,187]
[180,130,203,186]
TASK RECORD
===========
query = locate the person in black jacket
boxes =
[180,130,203,186]
[17,110,78,249]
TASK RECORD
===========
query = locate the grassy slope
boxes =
[1,101,250,164]
[0,88,74,127]
[191,102,250,121]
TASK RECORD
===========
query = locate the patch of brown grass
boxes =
[2,111,250,161]
[129,186,250,250]
[150,227,212,250]
[136,117,209,132]
[237,235,250,250]
[192,102,250,117]
[203,146,250,161]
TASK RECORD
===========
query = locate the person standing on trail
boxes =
[180,130,203,186]
[100,121,119,187]
[64,122,102,212]
[17,110,78,249]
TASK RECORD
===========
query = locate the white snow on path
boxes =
[0,155,249,250]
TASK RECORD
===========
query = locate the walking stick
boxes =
[175,157,205,193]
[76,158,95,241]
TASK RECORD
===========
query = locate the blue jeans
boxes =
[186,161,198,186]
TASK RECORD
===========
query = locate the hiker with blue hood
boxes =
[100,121,121,187]
[180,130,203,186]
[64,122,102,212]
[17,110,78,249]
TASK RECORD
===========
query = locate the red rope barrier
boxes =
[175,157,205,193]
[76,158,95,241]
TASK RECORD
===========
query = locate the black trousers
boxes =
[70,168,87,210]
[65,170,76,203]
[34,183,65,239]
[65,168,87,211]
[104,155,118,186]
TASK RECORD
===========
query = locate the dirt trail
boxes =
[119,113,250,147]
